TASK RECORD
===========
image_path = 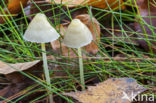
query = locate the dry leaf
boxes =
[64,78,147,103]
[0,60,43,102]
[29,1,87,23]
[0,0,29,23]
[51,14,101,56]
[7,0,29,13]
[49,0,85,7]
[86,0,125,9]
[135,0,156,53]
[0,0,125,24]
[47,0,125,9]
[0,86,10,97]
[0,60,40,74]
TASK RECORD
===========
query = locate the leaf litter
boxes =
[0,0,155,103]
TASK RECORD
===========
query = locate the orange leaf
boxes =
[8,0,28,13]
[0,0,29,23]
[86,0,125,9]
[47,0,125,9]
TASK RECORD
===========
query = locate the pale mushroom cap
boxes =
[63,19,93,48]
[23,13,60,43]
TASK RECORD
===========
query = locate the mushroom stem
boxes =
[41,43,53,103]
[78,48,85,90]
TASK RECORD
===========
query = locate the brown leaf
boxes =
[0,60,43,102]
[7,0,29,13]
[48,0,85,7]
[0,86,10,97]
[0,60,40,74]
[63,78,147,103]
[0,0,29,24]
[30,1,87,23]
[135,0,156,53]
[47,0,125,9]
[86,0,125,9]
[51,14,101,56]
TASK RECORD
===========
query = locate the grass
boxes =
[0,0,156,102]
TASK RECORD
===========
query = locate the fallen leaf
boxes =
[135,0,156,53]
[51,14,101,56]
[0,60,40,74]
[50,0,85,7]
[86,0,125,9]
[29,1,87,23]
[47,0,125,9]
[0,86,10,97]
[7,0,29,13]
[0,0,29,23]
[63,78,147,103]
[0,60,44,102]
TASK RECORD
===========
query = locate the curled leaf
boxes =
[0,60,40,74]
[0,60,43,102]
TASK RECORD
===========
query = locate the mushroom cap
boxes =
[63,19,93,48]
[23,13,60,43]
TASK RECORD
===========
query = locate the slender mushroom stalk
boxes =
[23,13,60,103]
[63,19,93,89]
[78,47,85,87]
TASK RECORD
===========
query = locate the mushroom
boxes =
[63,19,93,89]
[23,13,60,103]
